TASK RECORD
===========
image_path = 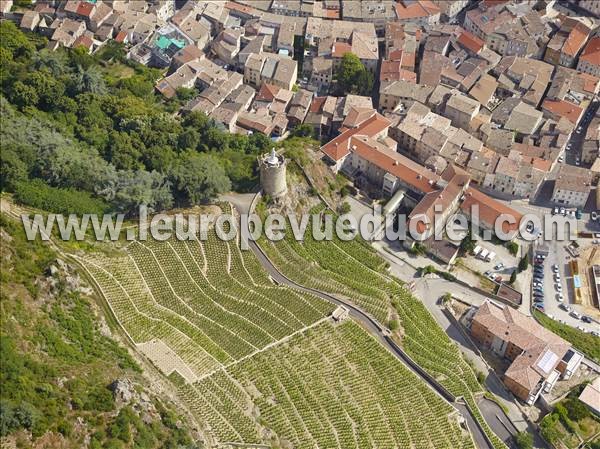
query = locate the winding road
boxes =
[247,238,497,449]
[223,193,523,449]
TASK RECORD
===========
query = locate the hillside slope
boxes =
[0,213,199,449]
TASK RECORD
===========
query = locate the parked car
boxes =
[581,315,592,323]
[591,331,600,338]
[570,311,582,320]
[494,263,504,270]
[555,284,562,291]
[592,211,598,221]
[552,264,559,272]
[553,207,559,215]
[560,207,566,216]
[559,303,572,312]
[575,209,582,219]
[556,293,564,302]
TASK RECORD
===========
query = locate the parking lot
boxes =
[533,243,600,335]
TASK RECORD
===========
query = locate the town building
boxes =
[551,164,593,208]
[470,301,583,405]
[577,37,600,77]
[544,18,592,68]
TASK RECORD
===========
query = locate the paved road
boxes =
[225,193,529,448]
[565,98,599,167]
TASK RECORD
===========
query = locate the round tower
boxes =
[259,148,287,199]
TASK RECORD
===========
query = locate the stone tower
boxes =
[259,148,287,199]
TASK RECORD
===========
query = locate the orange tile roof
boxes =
[115,31,127,43]
[256,83,280,102]
[395,0,440,20]
[380,60,417,82]
[73,34,93,50]
[325,9,340,19]
[332,42,352,58]
[321,111,390,161]
[409,171,469,235]
[349,136,439,194]
[457,31,484,54]
[563,22,590,57]
[225,1,256,15]
[309,96,327,113]
[542,99,583,125]
[76,1,94,17]
[389,48,403,61]
[579,36,600,66]
[576,72,600,94]
[460,187,522,234]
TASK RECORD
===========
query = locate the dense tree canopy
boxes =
[0,21,272,216]
[335,53,374,96]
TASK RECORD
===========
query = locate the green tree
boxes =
[175,87,196,102]
[460,229,476,254]
[514,431,533,449]
[509,270,517,284]
[71,65,107,95]
[173,152,231,205]
[336,53,373,96]
[564,398,590,421]
[118,75,155,98]
[506,241,519,256]
[31,49,70,76]
[0,147,28,191]
[291,123,315,139]
[113,169,173,214]
[338,202,351,214]
[0,21,34,59]
[9,81,38,109]
[518,255,529,272]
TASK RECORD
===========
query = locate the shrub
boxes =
[518,255,528,273]
[14,179,109,216]
[506,241,519,256]
[514,431,533,449]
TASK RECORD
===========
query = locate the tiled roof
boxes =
[76,1,94,17]
[460,187,522,233]
[542,99,583,125]
[321,110,390,161]
[579,36,600,66]
[349,136,439,194]
[563,22,590,58]
[473,301,570,392]
[395,0,440,19]
[457,31,484,54]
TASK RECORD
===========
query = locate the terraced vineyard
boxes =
[76,212,476,448]
[259,213,507,449]
[174,320,474,449]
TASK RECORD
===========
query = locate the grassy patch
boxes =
[534,311,600,363]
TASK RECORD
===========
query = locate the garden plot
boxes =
[79,225,481,448]
[137,339,198,384]
[259,220,507,449]
[176,320,475,449]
